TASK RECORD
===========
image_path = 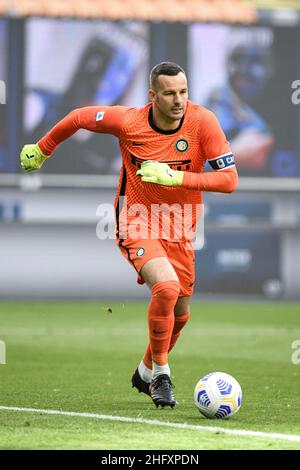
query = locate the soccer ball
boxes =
[194,372,242,419]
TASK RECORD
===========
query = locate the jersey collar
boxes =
[148,106,185,135]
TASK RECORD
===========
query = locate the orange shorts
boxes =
[118,237,195,297]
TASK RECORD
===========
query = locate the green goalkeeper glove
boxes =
[20,144,48,172]
[136,160,184,187]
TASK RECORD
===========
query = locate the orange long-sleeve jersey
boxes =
[38,101,238,241]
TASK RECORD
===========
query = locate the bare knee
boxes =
[174,296,191,316]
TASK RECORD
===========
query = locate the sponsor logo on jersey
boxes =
[131,155,191,170]
[96,111,105,121]
[175,138,189,152]
[136,248,145,257]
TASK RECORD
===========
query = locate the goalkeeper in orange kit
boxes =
[20,62,238,408]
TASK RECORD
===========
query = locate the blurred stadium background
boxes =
[0,0,300,301]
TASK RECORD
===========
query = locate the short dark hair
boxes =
[150,62,186,90]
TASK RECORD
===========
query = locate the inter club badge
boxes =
[175,138,189,152]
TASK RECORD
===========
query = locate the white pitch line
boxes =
[0,406,300,444]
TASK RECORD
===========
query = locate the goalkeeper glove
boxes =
[20,144,48,172]
[136,160,184,187]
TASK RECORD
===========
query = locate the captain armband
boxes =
[208,153,235,171]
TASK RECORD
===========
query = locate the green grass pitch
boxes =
[0,300,300,450]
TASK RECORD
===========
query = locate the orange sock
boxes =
[169,311,190,352]
[143,311,190,368]
[147,280,180,366]
[142,345,152,370]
